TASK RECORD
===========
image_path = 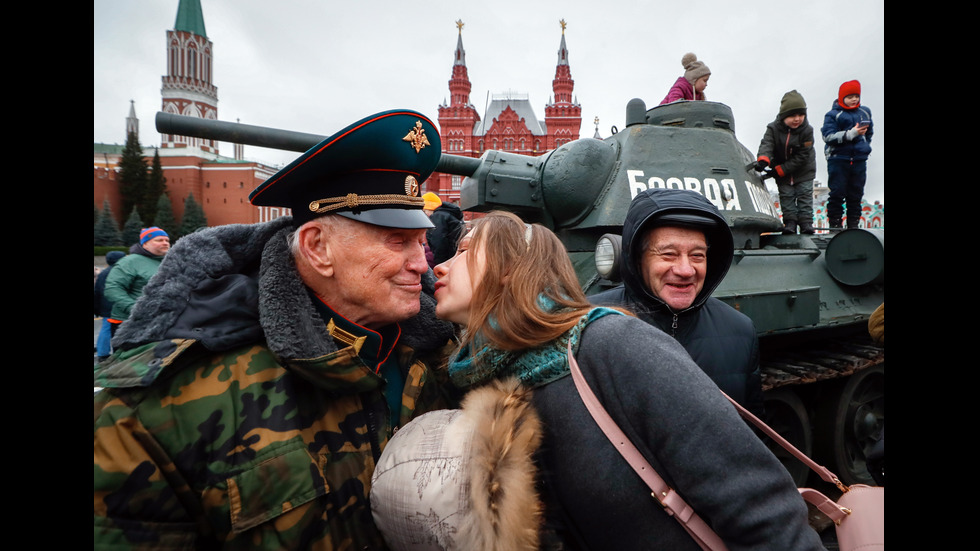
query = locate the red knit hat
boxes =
[837,80,861,109]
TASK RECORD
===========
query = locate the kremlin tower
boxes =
[159,0,219,154]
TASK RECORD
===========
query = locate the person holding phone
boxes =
[821,80,874,230]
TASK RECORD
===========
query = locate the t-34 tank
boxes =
[451,98,884,487]
[156,101,884,487]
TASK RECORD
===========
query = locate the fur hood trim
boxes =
[371,377,542,550]
[457,378,543,550]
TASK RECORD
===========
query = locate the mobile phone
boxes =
[857,120,870,127]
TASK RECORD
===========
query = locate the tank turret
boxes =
[155,100,883,488]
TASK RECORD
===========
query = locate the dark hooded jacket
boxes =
[426,202,465,266]
[590,189,764,416]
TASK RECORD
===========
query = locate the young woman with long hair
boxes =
[371,211,822,551]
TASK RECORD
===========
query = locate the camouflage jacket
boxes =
[94,217,460,550]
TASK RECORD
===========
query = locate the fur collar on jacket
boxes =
[113,217,454,361]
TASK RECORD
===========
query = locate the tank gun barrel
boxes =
[154,112,480,175]
[155,112,324,153]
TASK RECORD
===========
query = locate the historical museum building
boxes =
[429,20,582,202]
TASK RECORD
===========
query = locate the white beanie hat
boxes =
[682,52,711,83]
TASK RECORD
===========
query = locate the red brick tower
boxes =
[434,20,481,202]
[544,19,581,149]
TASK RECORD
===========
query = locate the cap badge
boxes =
[405,175,419,196]
[403,120,431,153]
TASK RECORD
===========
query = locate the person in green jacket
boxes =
[102,226,169,336]
[754,90,817,235]
[94,110,461,550]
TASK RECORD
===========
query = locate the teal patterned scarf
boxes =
[448,303,623,389]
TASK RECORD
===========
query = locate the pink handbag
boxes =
[567,344,883,551]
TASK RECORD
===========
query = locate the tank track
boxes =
[760,334,884,391]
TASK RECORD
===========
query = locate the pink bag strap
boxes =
[716,391,853,524]
[567,343,729,551]
[718,391,846,491]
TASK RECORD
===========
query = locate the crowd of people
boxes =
[94,55,880,549]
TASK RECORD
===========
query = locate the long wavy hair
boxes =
[459,211,596,352]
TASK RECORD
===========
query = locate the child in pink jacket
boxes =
[660,52,710,104]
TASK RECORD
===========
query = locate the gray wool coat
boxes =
[532,314,823,550]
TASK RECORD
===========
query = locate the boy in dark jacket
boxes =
[755,90,817,234]
[821,80,874,229]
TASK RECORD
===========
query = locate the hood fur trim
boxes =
[457,378,543,551]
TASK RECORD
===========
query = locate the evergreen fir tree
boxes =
[143,148,167,226]
[94,199,124,247]
[122,207,145,247]
[154,193,180,241]
[118,131,148,220]
[179,193,209,238]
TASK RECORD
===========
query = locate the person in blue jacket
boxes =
[821,80,874,229]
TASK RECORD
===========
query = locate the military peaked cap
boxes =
[249,109,442,228]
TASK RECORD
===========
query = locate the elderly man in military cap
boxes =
[94,110,460,550]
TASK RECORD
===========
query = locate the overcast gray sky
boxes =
[94,0,885,203]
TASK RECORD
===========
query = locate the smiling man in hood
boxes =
[591,188,763,416]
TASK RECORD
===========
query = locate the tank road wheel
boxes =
[761,388,812,487]
[814,365,884,486]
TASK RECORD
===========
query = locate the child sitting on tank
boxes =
[754,90,817,235]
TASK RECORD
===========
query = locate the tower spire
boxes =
[126,99,139,137]
[437,20,482,202]
[454,19,466,66]
[448,20,472,106]
[544,19,581,149]
[174,0,207,37]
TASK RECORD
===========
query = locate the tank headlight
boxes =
[594,234,623,282]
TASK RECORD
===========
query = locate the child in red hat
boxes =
[821,80,874,229]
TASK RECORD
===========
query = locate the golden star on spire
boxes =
[560,19,566,33]
[456,19,464,33]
